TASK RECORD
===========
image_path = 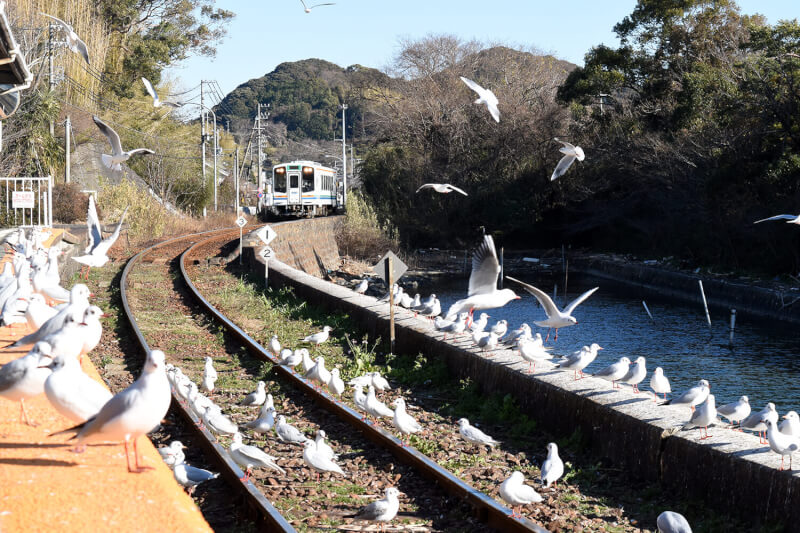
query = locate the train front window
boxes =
[301,175,314,193]
[274,174,286,193]
[290,175,299,188]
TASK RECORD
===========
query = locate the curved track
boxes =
[120,227,546,532]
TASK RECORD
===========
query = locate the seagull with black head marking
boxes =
[460,76,500,122]
[40,13,90,64]
[416,183,468,196]
[93,115,155,171]
[445,235,519,326]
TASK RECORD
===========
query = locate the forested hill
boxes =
[215,58,390,140]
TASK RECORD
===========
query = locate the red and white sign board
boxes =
[11,191,34,209]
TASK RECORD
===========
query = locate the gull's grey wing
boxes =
[183,464,218,483]
[86,194,102,254]
[126,148,155,157]
[468,235,501,297]
[563,287,599,316]
[554,137,576,151]
[463,425,494,444]
[505,276,560,318]
[299,0,309,8]
[278,423,307,442]
[487,101,500,123]
[310,2,336,7]
[93,116,123,156]
[551,154,577,181]
[75,385,138,440]
[753,214,797,224]
[716,401,739,417]
[93,207,128,257]
[72,35,90,65]
[447,184,469,196]
[0,356,27,392]
[141,77,158,103]
[40,13,71,31]
[459,76,483,96]
[415,184,436,193]
[355,498,390,520]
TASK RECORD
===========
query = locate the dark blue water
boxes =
[429,274,800,414]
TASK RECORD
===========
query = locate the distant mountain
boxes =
[215,58,390,141]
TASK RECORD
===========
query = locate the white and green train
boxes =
[260,160,341,216]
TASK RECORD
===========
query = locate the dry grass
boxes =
[336,191,399,262]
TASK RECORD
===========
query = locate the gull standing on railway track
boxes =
[202,356,217,393]
[245,404,277,434]
[506,276,598,342]
[230,432,285,481]
[457,418,500,449]
[0,341,53,425]
[269,334,281,355]
[275,415,310,444]
[202,405,238,436]
[50,349,171,473]
[499,471,542,518]
[391,397,423,445]
[302,325,333,345]
[327,367,345,396]
[348,487,402,532]
[304,356,331,389]
[303,439,346,481]
[173,460,219,494]
[365,385,394,421]
[314,429,338,461]
[279,348,302,368]
[446,235,519,325]
[649,367,671,402]
[240,381,267,406]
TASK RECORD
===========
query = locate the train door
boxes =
[288,170,300,205]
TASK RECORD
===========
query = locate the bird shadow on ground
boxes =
[0,457,76,467]
[733,447,771,457]
[582,390,614,398]
[607,397,650,408]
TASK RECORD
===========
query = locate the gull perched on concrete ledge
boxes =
[666,379,710,412]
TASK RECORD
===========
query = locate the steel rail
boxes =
[179,234,548,532]
[119,228,296,533]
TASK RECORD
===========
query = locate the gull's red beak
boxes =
[101,313,110,318]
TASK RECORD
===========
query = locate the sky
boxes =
[167,0,799,98]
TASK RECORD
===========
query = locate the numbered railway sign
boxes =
[372,250,408,284]
[256,224,277,245]
[235,216,247,228]
[259,246,274,260]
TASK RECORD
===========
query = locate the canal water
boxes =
[428,273,800,415]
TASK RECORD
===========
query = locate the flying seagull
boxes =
[753,214,800,225]
[300,0,335,13]
[72,194,128,278]
[93,116,155,171]
[506,276,598,341]
[550,138,585,181]
[459,76,500,122]
[416,183,468,196]
[40,13,90,65]
[141,77,180,109]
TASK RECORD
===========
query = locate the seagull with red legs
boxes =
[681,394,717,440]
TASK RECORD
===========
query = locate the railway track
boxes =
[120,228,546,532]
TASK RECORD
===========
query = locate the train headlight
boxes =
[302,166,313,175]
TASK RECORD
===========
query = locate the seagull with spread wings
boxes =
[753,214,800,225]
[141,77,180,109]
[506,276,598,341]
[416,183,468,196]
[550,138,585,181]
[445,235,519,325]
[72,195,128,279]
[459,76,500,122]
[40,13,90,65]
[300,0,335,13]
[93,116,155,171]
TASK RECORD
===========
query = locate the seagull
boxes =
[245,405,276,434]
[415,183,468,196]
[300,0,335,13]
[43,353,113,428]
[364,385,394,420]
[459,76,500,122]
[391,397,423,445]
[158,440,186,467]
[499,471,542,519]
[26,292,58,330]
[300,348,315,374]
[40,13,89,64]
[327,368,345,396]
[302,325,333,345]
[92,115,155,171]
[764,416,799,470]
[593,357,631,389]
[352,385,369,416]
[230,432,285,481]
[275,415,309,445]
[269,334,281,355]
[657,511,693,533]
[502,323,532,345]
[540,442,564,489]
[173,460,219,495]
[457,418,500,448]
[78,305,105,359]
[0,342,53,425]
[556,343,603,380]
[681,394,717,440]
[141,77,179,109]
[186,383,214,418]
[649,367,672,402]
[620,356,647,393]
[517,337,553,374]
[370,372,391,391]
[202,356,217,393]
[202,405,238,436]
[440,312,468,339]
[349,487,401,532]
[468,312,490,333]
[446,235,519,324]
[741,402,777,445]
[72,195,129,278]
[550,138,585,181]
[279,348,302,368]
[50,349,171,473]
[780,411,800,439]
[506,276,598,341]
[667,379,710,412]
[304,356,331,389]
[314,429,338,462]
[303,439,345,481]
[240,381,267,406]
[353,279,369,294]
[490,319,508,338]
[716,395,750,429]
[753,214,800,225]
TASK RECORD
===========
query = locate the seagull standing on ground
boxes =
[620,356,647,393]
[740,403,778,445]
[681,394,717,440]
[499,471,543,518]
[50,349,171,473]
[457,418,500,448]
[716,395,750,429]
[650,367,671,402]
[72,195,129,279]
[349,487,401,532]
[550,138,585,181]
[93,115,155,171]
[540,442,564,489]
[43,353,113,427]
[764,416,799,470]
[302,326,333,345]
[202,356,217,393]
[173,460,219,495]
[230,432,285,481]
[593,357,631,389]
[241,381,267,406]
[506,276,598,342]
[445,235,519,324]
[415,183,468,196]
[40,13,90,64]
[517,337,553,374]
[391,397,423,445]
[0,342,53,425]
[556,343,603,380]
[245,405,276,434]
[459,76,500,122]
[158,440,185,467]
[666,379,710,412]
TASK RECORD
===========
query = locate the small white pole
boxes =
[265,255,269,289]
[699,280,712,328]
[642,301,654,321]
[729,309,736,345]
[553,284,558,303]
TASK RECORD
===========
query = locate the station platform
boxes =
[0,229,212,532]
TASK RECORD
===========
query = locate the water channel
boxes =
[427,273,800,415]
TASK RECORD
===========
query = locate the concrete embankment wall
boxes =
[571,256,800,325]
[241,221,799,531]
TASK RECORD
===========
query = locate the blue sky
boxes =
[167,1,799,97]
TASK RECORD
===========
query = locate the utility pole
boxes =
[200,80,206,210]
[48,24,54,136]
[64,116,70,184]
[256,103,262,187]
[234,148,240,215]
[341,103,347,207]
[213,118,218,211]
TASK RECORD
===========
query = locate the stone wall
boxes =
[242,241,800,532]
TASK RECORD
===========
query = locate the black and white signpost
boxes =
[372,250,407,354]
[257,225,277,287]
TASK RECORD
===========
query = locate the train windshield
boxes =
[290,175,298,188]
[301,175,314,192]
[274,172,286,193]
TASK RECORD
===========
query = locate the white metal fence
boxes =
[0,176,53,227]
